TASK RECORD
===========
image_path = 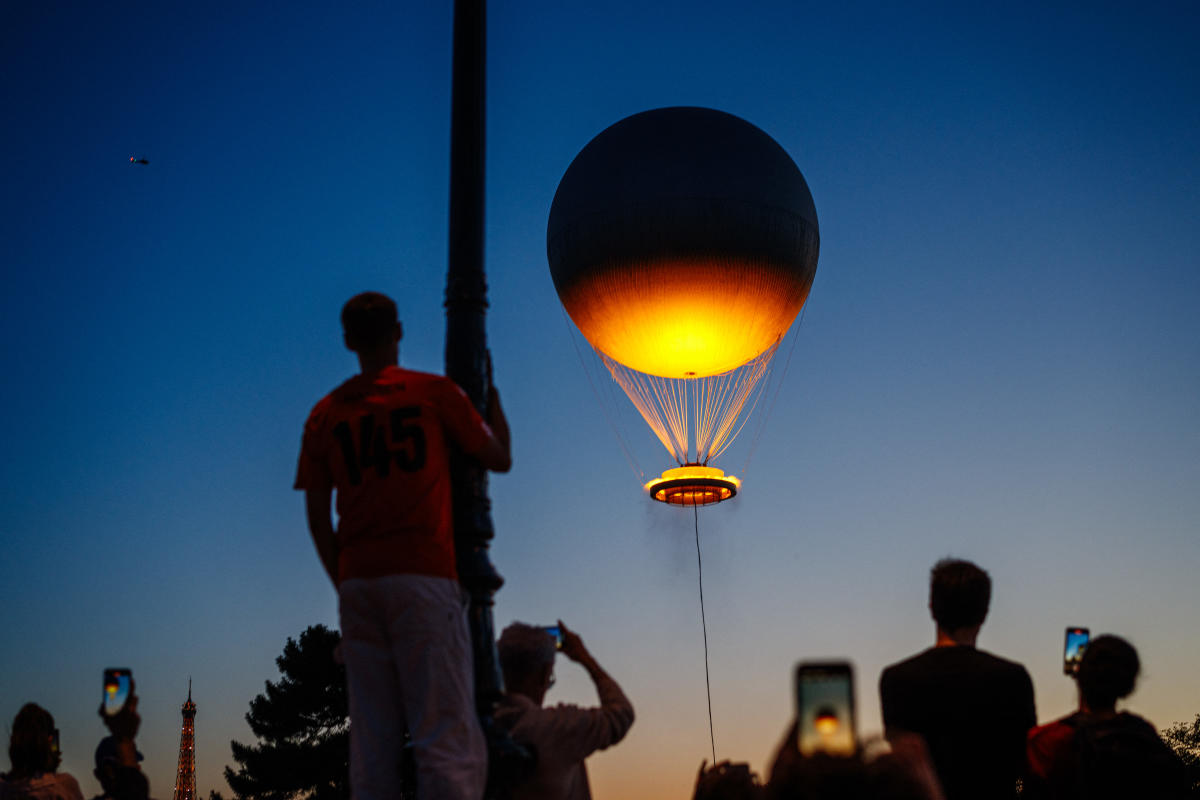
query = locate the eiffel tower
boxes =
[172,680,197,800]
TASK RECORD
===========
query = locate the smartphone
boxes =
[542,626,563,650]
[103,668,133,717]
[1063,627,1089,675]
[795,661,856,757]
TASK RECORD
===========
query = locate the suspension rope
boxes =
[603,345,778,467]
[695,505,716,764]
[708,343,777,461]
[741,307,806,474]
[562,312,644,480]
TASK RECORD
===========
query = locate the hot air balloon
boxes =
[548,107,819,506]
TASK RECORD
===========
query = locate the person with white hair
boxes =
[495,621,634,800]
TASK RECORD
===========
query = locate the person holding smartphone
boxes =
[91,672,150,800]
[0,704,83,800]
[494,620,635,800]
[1025,635,1186,799]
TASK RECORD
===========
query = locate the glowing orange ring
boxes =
[645,466,740,506]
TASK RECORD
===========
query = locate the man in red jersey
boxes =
[295,292,511,800]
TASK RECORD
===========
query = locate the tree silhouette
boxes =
[1163,713,1200,797]
[224,625,349,800]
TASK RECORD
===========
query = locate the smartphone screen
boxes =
[1063,627,1089,675]
[103,669,132,717]
[542,626,563,650]
[795,661,856,757]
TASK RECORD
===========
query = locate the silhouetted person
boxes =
[90,680,151,800]
[763,722,944,800]
[0,704,83,800]
[495,621,634,800]
[879,559,1035,800]
[296,292,511,800]
[692,761,764,800]
[1025,634,1187,799]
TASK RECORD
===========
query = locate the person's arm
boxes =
[1020,668,1037,732]
[552,620,635,759]
[97,688,150,800]
[482,382,511,472]
[57,774,85,800]
[295,404,338,585]
[879,667,903,736]
[305,488,339,587]
[1013,667,1038,780]
[438,372,511,473]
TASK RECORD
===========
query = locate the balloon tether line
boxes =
[695,504,716,764]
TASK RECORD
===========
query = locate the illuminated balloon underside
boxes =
[558,257,808,379]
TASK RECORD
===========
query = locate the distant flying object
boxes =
[129,157,149,165]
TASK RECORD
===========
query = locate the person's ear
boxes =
[395,321,404,343]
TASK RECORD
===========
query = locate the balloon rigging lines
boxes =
[740,305,807,476]
[562,310,645,481]
[601,345,778,466]
[700,342,778,463]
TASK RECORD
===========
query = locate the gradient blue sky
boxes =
[2,2,1198,798]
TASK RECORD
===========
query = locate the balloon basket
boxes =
[645,465,739,507]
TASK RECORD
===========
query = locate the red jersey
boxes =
[294,366,495,582]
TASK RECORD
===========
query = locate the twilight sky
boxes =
[2,2,1198,799]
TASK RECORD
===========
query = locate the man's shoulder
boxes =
[315,368,449,404]
[972,648,1033,681]
[503,697,594,725]
[308,373,366,413]
[496,693,537,718]
[374,367,464,400]
[1030,712,1083,744]
[881,648,937,679]
[882,646,1031,684]
[496,696,583,737]
[382,366,445,384]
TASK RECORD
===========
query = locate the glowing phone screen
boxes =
[1064,628,1089,674]
[103,670,132,717]
[796,664,856,756]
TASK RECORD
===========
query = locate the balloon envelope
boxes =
[548,107,819,379]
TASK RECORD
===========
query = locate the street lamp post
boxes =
[444,0,531,795]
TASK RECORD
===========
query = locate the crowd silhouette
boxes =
[1,686,149,800]
[4,296,1190,800]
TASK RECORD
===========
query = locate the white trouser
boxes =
[339,574,486,800]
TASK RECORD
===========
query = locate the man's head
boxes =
[497,623,557,706]
[929,558,991,635]
[341,292,402,356]
[1078,634,1139,711]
